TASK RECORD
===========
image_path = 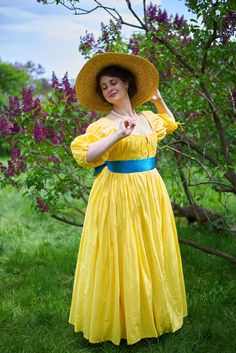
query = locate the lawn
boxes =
[0,185,236,353]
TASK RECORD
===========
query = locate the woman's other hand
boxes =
[117,118,136,138]
[151,89,175,121]
[151,89,162,102]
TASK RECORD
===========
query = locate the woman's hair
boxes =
[96,65,137,101]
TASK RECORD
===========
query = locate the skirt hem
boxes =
[68,314,187,346]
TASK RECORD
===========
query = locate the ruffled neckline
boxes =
[101,115,156,137]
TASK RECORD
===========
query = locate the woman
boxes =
[69,52,187,345]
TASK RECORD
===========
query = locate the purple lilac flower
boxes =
[0,116,11,138]
[4,160,15,177]
[32,98,42,119]
[32,122,48,142]
[8,96,21,118]
[174,14,185,28]
[51,71,59,89]
[79,31,95,55]
[41,112,48,125]
[10,122,21,134]
[89,111,100,123]
[22,89,34,112]
[16,156,27,173]
[146,3,169,24]
[51,135,60,145]
[11,145,21,158]
[42,125,61,145]
[36,196,50,212]
[116,19,122,31]
[62,73,76,104]
[157,9,169,24]
[47,156,61,164]
[62,73,70,93]
[2,96,21,123]
[101,22,109,41]
[220,11,236,44]
[108,19,122,39]
[4,155,27,178]
[146,2,157,21]
[129,38,140,55]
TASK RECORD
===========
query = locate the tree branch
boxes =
[126,0,146,29]
[188,180,235,193]
[166,144,236,194]
[62,194,85,217]
[171,133,219,167]
[51,214,83,227]
[165,145,215,182]
[179,237,236,264]
[94,0,144,30]
[152,34,196,75]
[34,164,91,195]
[143,0,147,29]
[201,19,218,74]
[174,147,195,204]
[200,82,236,186]
[57,0,101,15]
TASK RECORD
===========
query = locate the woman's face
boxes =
[99,75,129,104]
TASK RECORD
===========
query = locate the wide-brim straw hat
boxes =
[75,52,159,113]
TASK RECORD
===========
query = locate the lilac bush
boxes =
[0,72,100,225]
[75,1,236,227]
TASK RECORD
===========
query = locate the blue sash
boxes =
[94,156,156,176]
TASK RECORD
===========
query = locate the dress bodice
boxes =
[70,111,180,169]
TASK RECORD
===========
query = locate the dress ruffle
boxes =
[142,111,180,137]
[70,119,114,168]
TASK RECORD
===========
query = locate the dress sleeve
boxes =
[70,119,114,168]
[143,110,181,142]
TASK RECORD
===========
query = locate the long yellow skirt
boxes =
[69,167,187,345]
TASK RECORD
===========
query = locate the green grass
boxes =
[0,185,236,353]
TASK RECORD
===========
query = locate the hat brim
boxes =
[75,52,159,113]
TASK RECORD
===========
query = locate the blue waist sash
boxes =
[94,156,156,176]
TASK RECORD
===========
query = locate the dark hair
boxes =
[96,65,137,102]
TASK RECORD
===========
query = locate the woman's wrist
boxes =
[152,97,175,120]
[114,131,126,140]
[152,97,164,104]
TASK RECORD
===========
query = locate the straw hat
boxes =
[75,52,159,113]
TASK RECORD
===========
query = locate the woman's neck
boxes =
[112,102,135,119]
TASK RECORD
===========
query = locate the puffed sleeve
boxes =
[70,119,114,168]
[143,110,182,142]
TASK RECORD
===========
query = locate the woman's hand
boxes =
[117,118,136,138]
[151,88,175,121]
[151,89,162,102]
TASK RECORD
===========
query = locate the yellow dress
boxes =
[69,110,188,345]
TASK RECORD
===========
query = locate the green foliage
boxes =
[0,60,50,111]
[0,62,29,108]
